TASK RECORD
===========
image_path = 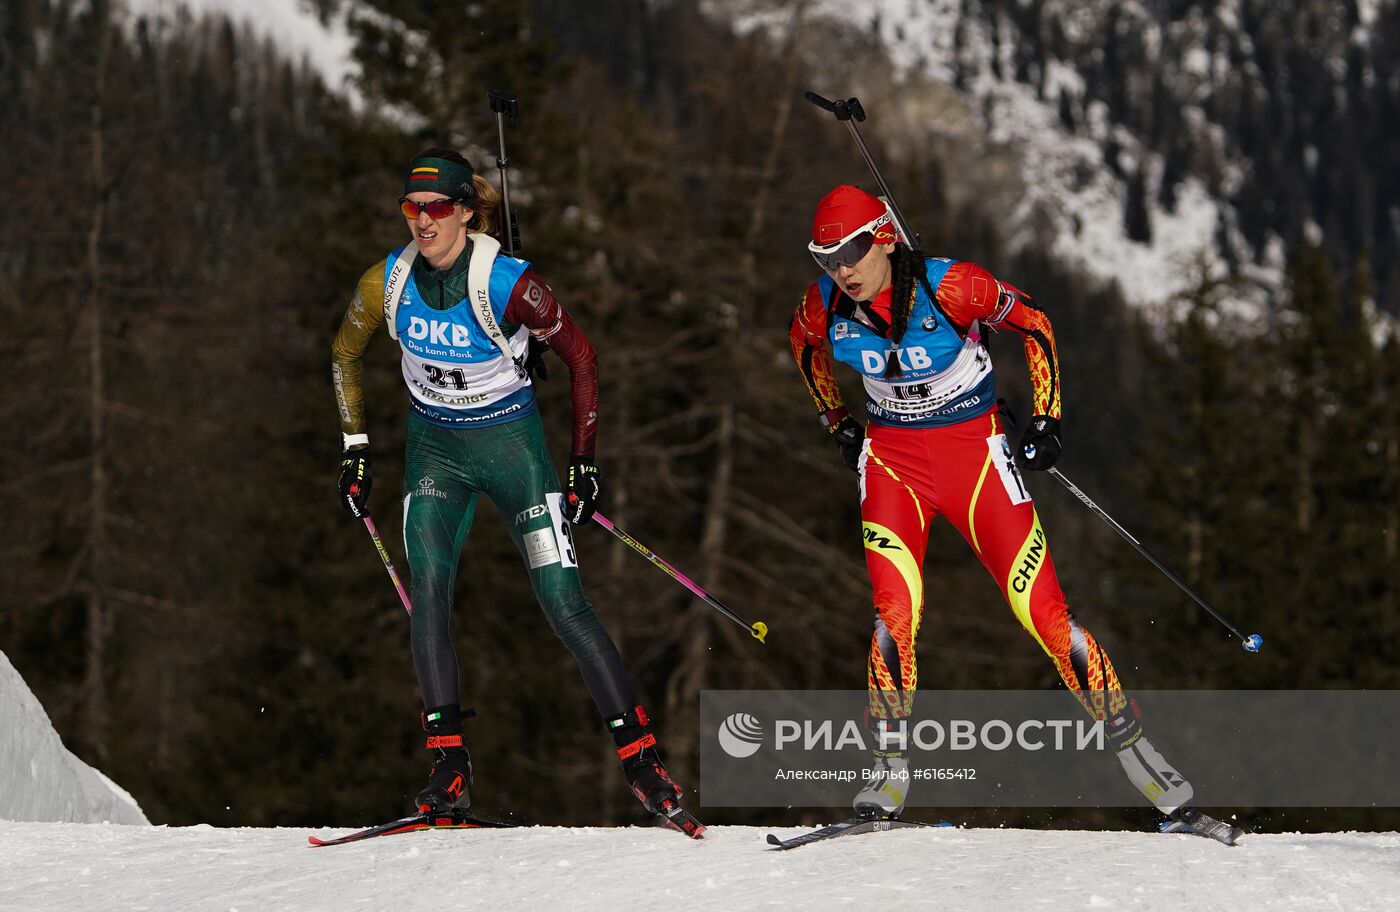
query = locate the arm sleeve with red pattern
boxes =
[934,261,1061,420]
[789,284,849,427]
[504,269,599,456]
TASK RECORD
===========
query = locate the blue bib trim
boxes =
[864,374,996,428]
[408,385,538,429]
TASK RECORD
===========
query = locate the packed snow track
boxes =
[1,820,1395,911]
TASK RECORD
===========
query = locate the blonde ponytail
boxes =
[468,174,502,239]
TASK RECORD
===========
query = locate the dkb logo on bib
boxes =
[861,346,932,373]
[407,316,474,349]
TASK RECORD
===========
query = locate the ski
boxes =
[1158,806,1245,846]
[765,816,934,850]
[308,809,517,847]
[658,803,706,839]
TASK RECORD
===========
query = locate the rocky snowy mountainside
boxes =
[762,0,1400,315]
[122,0,1399,313]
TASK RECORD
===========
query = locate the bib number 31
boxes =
[423,364,469,390]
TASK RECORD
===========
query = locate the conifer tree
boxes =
[1125,256,1280,685]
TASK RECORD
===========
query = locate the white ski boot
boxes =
[853,751,909,819]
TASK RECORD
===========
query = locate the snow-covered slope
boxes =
[118,0,1216,312]
[0,651,147,826]
[125,0,358,94]
[117,0,1397,325]
[785,0,1252,312]
[0,820,1396,911]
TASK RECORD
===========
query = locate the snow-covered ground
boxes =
[1,820,1397,911]
[0,651,146,827]
[5,641,1397,911]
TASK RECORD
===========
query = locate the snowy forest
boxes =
[2,0,1398,838]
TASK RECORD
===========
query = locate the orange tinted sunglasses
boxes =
[399,197,460,220]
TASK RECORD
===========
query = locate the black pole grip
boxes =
[488,88,519,125]
[805,91,866,123]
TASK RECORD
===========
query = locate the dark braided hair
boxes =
[883,244,924,379]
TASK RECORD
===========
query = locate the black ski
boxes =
[308,809,516,847]
[1159,806,1245,846]
[767,808,1242,851]
[765,816,933,850]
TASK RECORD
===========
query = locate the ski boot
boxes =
[853,717,910,819]
[415,704,474,814]
[1107,699,1241,845]
[1107,699,1193,814]
[608,705,704,838]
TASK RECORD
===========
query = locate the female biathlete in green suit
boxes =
[330,149,694,830]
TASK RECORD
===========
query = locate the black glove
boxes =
[565,455,601,525]
[339,449,372,517]
[1017,415,1061,471]
[832,417,865,473]
[524,336,551,382]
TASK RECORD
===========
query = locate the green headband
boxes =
[403,155,474,200]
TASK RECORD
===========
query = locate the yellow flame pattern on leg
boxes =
[864,520,924,720]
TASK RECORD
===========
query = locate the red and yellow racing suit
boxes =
[789,259,1126,723]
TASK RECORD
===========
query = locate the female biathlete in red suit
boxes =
[789,185,1201,825]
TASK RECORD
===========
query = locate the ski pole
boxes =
[592,512,769,644]
[804,91,921,249]
[488,88,522,255]
[1044,468,1262,654]
[994,403,1262,653]
[360,513,413,617]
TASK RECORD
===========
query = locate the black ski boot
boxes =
[608,705,704,837]
[414,705,474,814]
